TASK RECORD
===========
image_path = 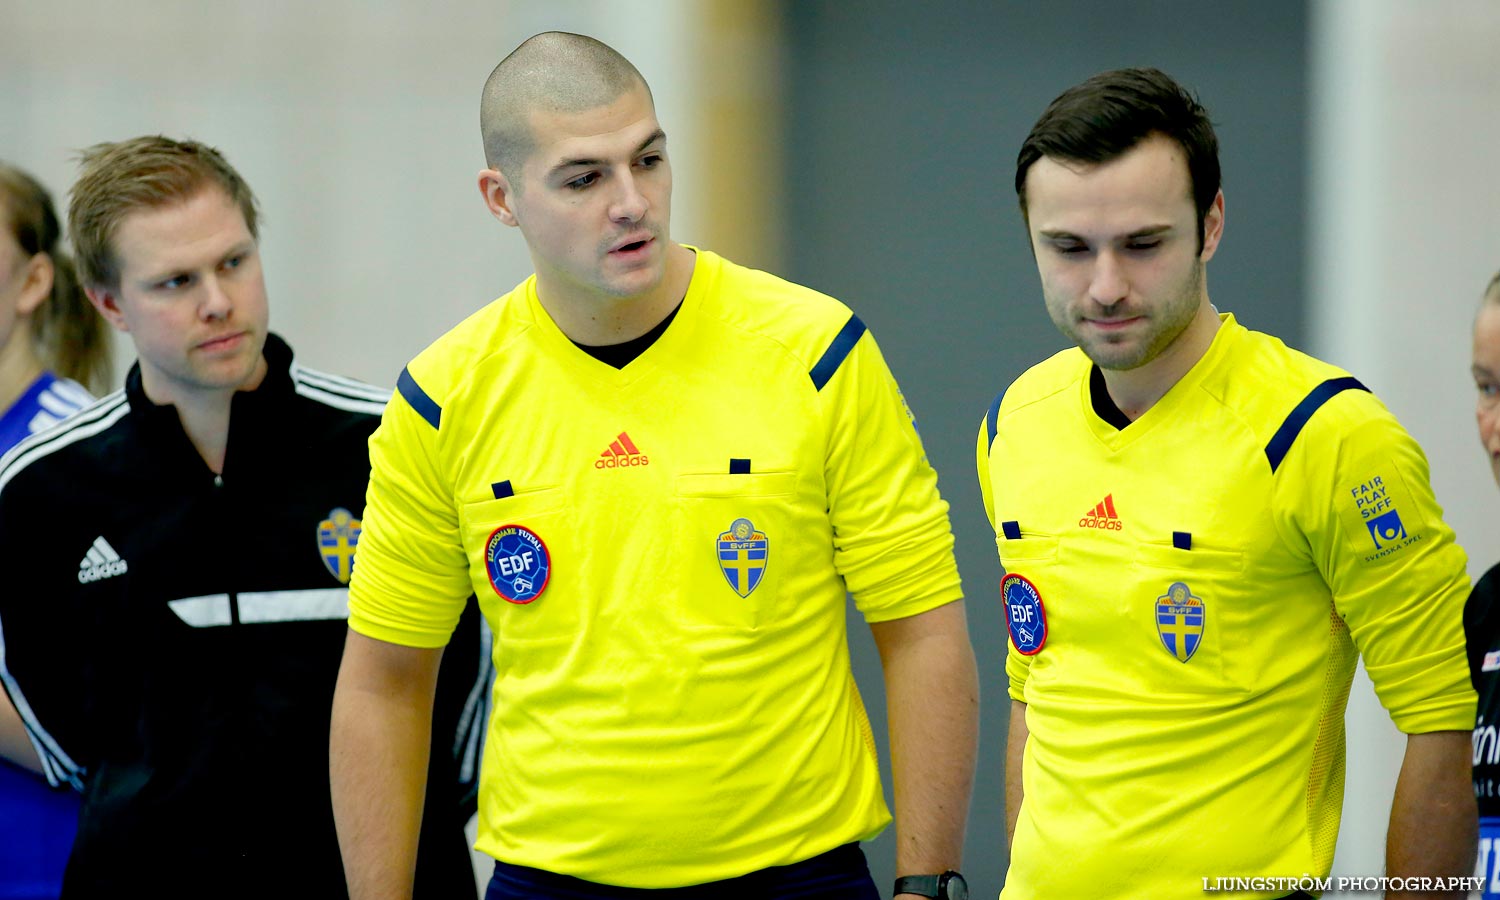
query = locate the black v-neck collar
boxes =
[571,302,682,369]
[1089,364,1134,431]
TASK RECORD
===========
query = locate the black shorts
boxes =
[484,843,880,900]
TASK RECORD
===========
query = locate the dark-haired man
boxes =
[0,135,488,898]
[332,31,977,900]
[978,68,1475,898]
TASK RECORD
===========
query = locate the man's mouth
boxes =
[610,235,653,254]
[198,332,245,352]
[1085,315,1142,330]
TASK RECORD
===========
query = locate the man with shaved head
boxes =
[478,32,647,184]
[331,32,978,900]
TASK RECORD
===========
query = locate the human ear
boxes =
[1199,190,1226,262]
[84,284,130,333]
[13,252,55,316]
[478,168,520,228]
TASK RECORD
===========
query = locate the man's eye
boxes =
[1127,241,1162,252]
[567,172,599,190]
[638,154,663,168]
[157,275,191,290]
[223,255,243,270]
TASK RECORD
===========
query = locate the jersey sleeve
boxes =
[979,411,1035,702]
[978,402,1038,702]
[0,480,92,789]
[819,325,962,623]
[347,369,473,649]
[1275,398,1475,734]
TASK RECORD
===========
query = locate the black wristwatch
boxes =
[894,871,968,900]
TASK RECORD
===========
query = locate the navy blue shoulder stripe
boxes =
[396,367,442,430]
[809,314,867,391]
[1264,376,1370,473]
[985,391,1005,451]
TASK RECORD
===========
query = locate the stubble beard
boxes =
[597,230,666,300]
[1056,261,1206,373]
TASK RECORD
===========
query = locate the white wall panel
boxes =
[1312,0,1500,889]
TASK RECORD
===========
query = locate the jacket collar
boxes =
[122,333,297,476]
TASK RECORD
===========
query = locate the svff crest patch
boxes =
[485,524,550,604]
[1001,573,1047,655]
[717,517,768,598]
[317,507,362,584]
[1155,581,1205,662]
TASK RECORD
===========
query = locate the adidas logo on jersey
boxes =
[595,432,649,469]
[78,536,129,583]
[1079,494,1123,530]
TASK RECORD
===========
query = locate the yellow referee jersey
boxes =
[978,314,1473,899]
[350,248,962,887]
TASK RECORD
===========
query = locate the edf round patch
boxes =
[484,524,550,605]
[1001,573,1047,655]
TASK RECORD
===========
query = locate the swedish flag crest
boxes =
[1155,581,1205,663]
[317,507,362,584]
[717,517,767,598]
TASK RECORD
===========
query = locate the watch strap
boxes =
[894,875,941,897]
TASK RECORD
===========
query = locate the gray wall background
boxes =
[779,1,1309,892]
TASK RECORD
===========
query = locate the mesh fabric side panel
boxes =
[1307,610,1357,871]
[850,672,880,760]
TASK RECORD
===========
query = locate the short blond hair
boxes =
[68,136,260,290]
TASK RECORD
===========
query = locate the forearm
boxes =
[1385,730,1475,898]
[330,629,442,900]
[1006,699,1027,851]
[0,688,44,775]
[872,601,979,878]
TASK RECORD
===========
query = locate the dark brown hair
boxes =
[1016,67,1220,251]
